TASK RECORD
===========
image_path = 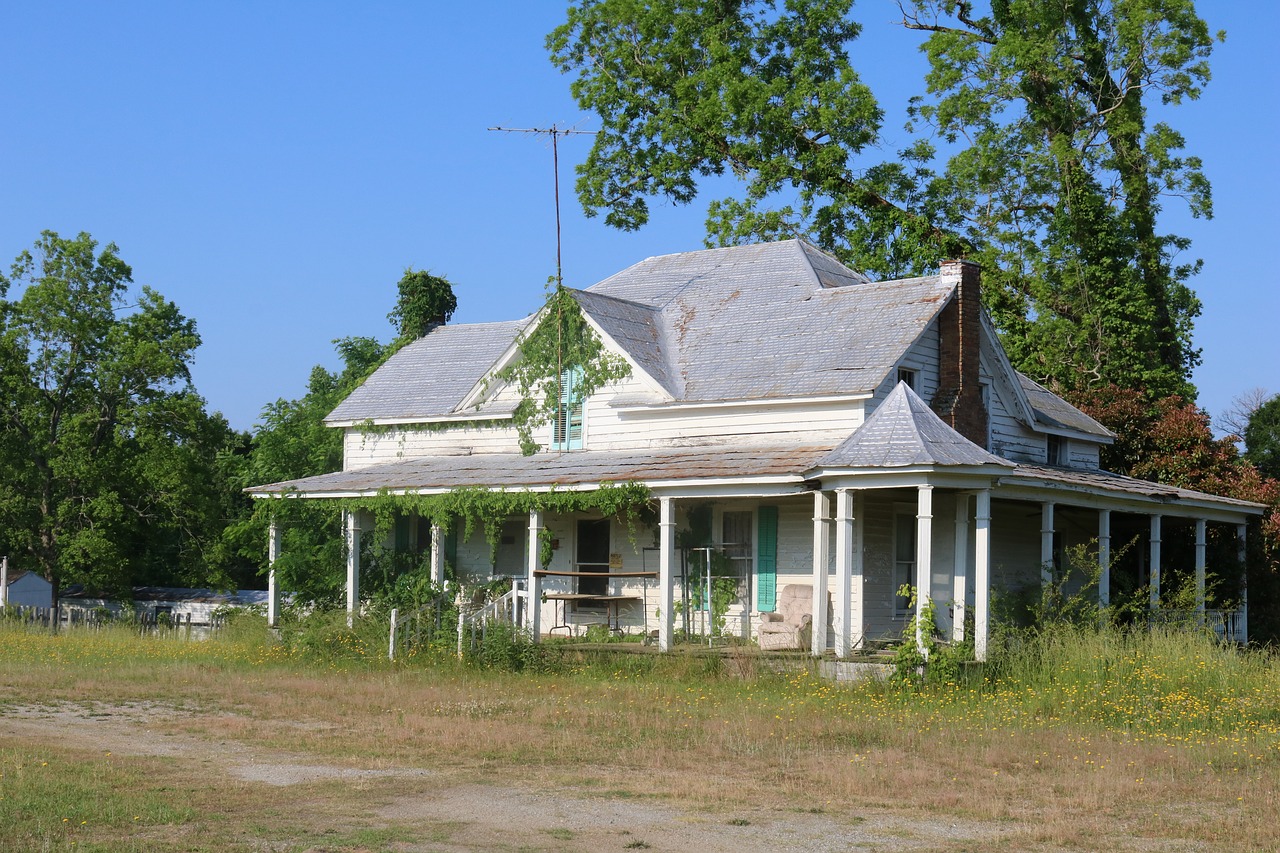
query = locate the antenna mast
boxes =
[488,124,595,289]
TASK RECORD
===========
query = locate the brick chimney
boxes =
[932,260,988,446]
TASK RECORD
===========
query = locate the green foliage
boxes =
[491,286,630,455]
[893,584,974,685]
[550,0,1219,398]
[1244,396,1280,481]
[0,231,250,595]
[387,267,457,340]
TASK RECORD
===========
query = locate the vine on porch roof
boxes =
[489,284,631,456]
[333,481,654,568]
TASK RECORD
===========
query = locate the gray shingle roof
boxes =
[583,240,951,402]
[326,320,527,423]
[249,444,831,496]
[1017,375,1115,439]
[814,382,1014,469]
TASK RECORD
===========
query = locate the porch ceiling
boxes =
[246,444,835,498]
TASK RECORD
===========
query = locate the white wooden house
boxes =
[248,240,1262,656]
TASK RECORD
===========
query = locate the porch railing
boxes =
[455,579,529,658]
[387,584,454,661]
[1151,607,1247,644]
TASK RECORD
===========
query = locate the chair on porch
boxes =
[757,584,813,651]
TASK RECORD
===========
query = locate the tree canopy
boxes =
[548,0,1220,399]
[388,268,457,341]
[0,231,246,596]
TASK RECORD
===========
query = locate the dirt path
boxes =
[2,701,1016,851]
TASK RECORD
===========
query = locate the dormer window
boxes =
[552,366,584,450]
[897,368,917,390]
[1047,435,1065,466]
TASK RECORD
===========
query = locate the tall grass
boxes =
[981,624,1280,744]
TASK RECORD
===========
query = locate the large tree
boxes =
[0,231,245,597]
[548,0,1218,399]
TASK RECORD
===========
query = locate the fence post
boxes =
[388,607,399,661]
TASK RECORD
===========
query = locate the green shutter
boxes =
[394,515,411,553]
[553,366,584,450]
[756,505,778,612]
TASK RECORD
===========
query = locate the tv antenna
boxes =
[488,123,596,288]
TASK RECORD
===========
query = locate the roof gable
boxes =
[326,320,526,424]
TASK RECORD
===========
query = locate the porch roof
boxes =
[247,443,834,498]
[812,382,1014,470]
[995,463,1266,517]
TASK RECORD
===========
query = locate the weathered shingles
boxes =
[1006,463,1264,509]
[815,383,1013,469]
[1018,374,1114,439]
[250,444,833,496]
[325,320,526,423]
[569,289,679,397]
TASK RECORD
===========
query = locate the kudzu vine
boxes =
[263,481,654,572]
[490,285,631,455]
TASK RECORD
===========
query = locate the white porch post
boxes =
[1237,523,1248,642]
[1098,509,1111,609]
[429,522,444,584]
[527,509,544,641]
[811,490,831,657]
[1195,519,1207,627]
[1040,502,1056,587]
[915,485,934,657]
[974,489,991,662]
[952,493,969,643]
[834,489,854,658]
[1149,514,1162,612]
[1,555,9,607]
[852,491,865,651]
[267,517,281,628]
[345,510,361,627]
[658,497,675,652]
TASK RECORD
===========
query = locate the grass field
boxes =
[0,617,1277,851]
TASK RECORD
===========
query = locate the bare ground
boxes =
[1,700,1029,852]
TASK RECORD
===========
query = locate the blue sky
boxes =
[2,2,1275,435]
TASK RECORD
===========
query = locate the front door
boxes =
[576,518,610,597]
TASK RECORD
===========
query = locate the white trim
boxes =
[326,411,512,429]
[611,392,871,414]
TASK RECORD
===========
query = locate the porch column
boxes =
[267,517,281,628]
[1098,510,1111,609]
[527,509,544,641]
[429,522,444,584]
[811,490,831,657]
[1237,523,1248,642]
[952,493,969,643]
[658,497,675,652]
[915,485,934,657]
[1040,502,1056,587]
[1195,519,1207,627]
[1,555,9,607]
[834,489,854,658]
[1149,514,1162,612]
[852,491,865,651]
[974,490,991,662]
[345,510,360,627]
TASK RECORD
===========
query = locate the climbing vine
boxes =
[260,481,654,572]
[490,285,631,455]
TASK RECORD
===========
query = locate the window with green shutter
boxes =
[552,365,584,450]
[756,505,778,612]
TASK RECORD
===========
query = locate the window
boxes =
[894,512,916,613]
[722,510,754,608]
[552,366,584,450]
[897,367,917,390]
[1047,435,1065,466]
[755,506,778,612]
